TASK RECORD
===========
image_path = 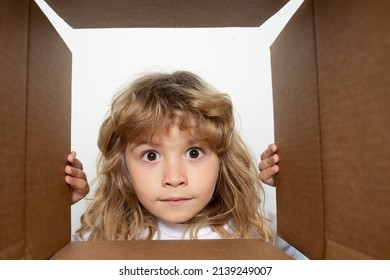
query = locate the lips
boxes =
[160,197,192,206]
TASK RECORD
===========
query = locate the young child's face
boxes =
[125,124,220,224]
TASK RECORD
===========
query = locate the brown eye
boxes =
[187,148,203,159]
[142,151,159,161]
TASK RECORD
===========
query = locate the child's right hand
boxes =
[65,151,90,204]
[258,144,279,186]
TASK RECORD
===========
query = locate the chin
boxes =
[160,217,192,225]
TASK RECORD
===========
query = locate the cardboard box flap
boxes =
[0,0,72,259]
[25,0,72,259]
[270,0,324,259]
[45,0,289,28]
[271,0,390,259]
[51,239,292,260]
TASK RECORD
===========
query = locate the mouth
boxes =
[160,197,192,206]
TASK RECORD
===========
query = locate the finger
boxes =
[67,152,84,170]
[258,153,279,172]
[70,157,84,170]
[65,176,89,195]
[67,151,77,161]
[259,165,279,186]
[260,144,277,161]
[65,165,87,180]
[68,177,90,204]
[67,151,83,168]
[260,176,275,186]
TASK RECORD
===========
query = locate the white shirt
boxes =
[153,220,226,240]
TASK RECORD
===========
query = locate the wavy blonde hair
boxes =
[77,71,274,243]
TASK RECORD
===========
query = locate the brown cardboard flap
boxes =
[0,0,29,260]
[315,0,390,259]
[272,0,390,259]
[45,0,288,28]
[271,0,324,259]
[51,240,292,260]
[24,1,72,259]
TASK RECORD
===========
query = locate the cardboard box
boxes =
[1,0,389,260]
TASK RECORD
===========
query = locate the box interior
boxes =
[1,0,389,260]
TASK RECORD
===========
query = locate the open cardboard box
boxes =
[1,0,389,260]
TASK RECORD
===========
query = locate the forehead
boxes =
[133,124,202,145]
[133,114,191,139]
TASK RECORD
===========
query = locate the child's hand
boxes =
[258,144,279,186]
[65,151,89,204]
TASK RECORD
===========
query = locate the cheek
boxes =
[126,162,156,195]
[131,167,156,182]
[130,173,158,208]
[196,160,220,195]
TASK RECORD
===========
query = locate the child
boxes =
[68,71,275,242]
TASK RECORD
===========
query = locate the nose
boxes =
[162,159,187,188]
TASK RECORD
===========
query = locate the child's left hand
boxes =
[65,151,89,204]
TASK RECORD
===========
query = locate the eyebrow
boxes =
[129,138,207,152]
[128,140,159,152]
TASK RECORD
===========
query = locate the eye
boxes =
[142,151,160,161]
[186,148,204,159]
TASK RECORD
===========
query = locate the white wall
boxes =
[36,0,303,237]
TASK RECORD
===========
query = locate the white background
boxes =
[36,0,304,236]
